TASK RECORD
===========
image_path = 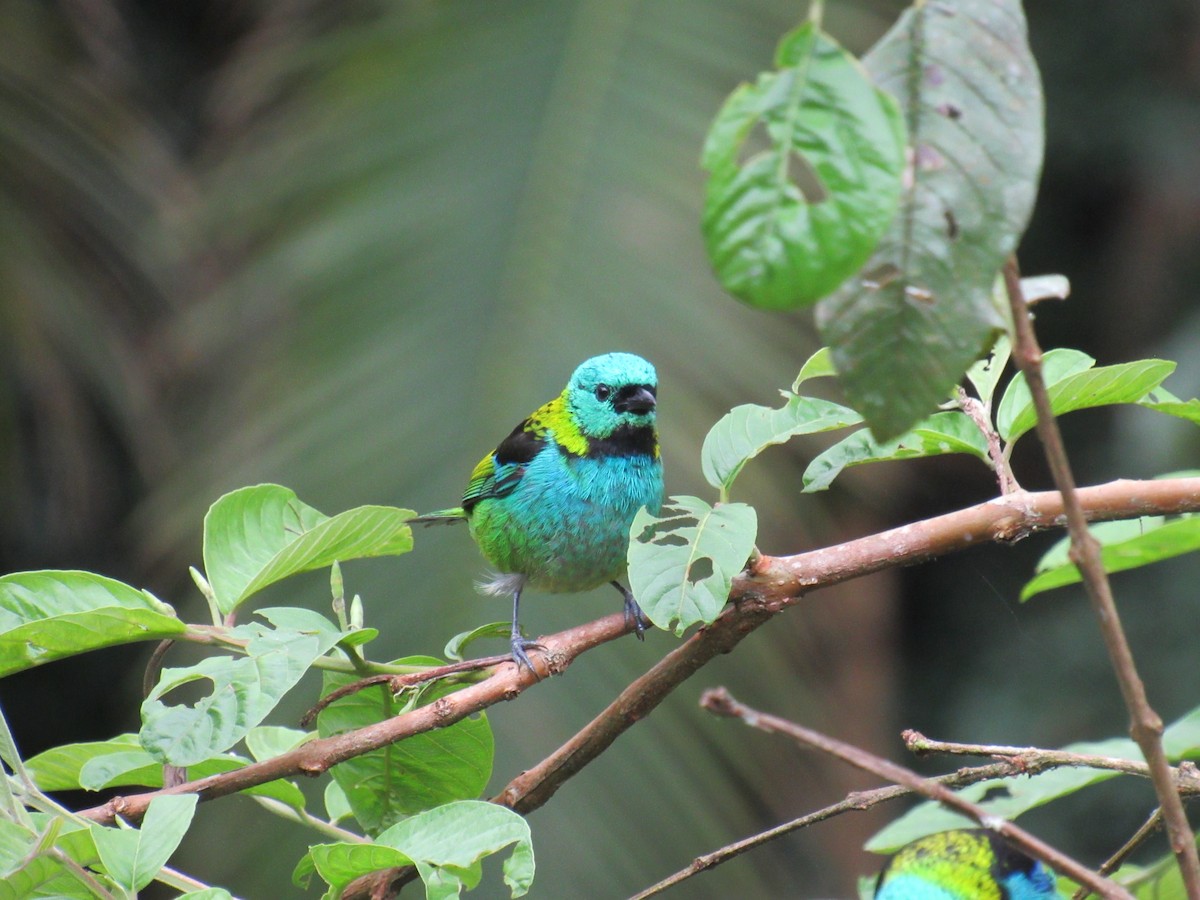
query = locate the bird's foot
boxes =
[614,582,651,641]
[510,635,544,674]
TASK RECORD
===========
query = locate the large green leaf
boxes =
[817,0,1044,439]
[0,571,184,678]
[701,20,905,309]
[627,496,757,636]
[140,607,346,766]
[202,484,415,614]
[802,411,990,492]
[997,358,1176,444]
[1022,516,1200,600]
[26,734,306,810]
[296,800,534,900]
[318,657,493,836]
[92,794,198,893]
[701,394,861,499]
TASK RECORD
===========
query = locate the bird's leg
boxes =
[509,586,540,672]
[611,581,649,640]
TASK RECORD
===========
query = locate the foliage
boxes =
[3,0,1200,897]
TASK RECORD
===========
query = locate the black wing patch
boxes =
[495,420,545,466]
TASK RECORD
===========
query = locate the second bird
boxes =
[415,352,664,671]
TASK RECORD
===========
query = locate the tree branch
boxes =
[75,475,1200,900]
[631,756,1076,899]
[1004,257,1200,896]
[700,688,1131,898]
[904,730,1200,791]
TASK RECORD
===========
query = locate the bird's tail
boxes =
[409,507,468,526]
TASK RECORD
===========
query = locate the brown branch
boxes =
[1004,257,1200,896]
[298,655,504,728]
[75,476,1200,889]
[955,386,1020,493]
[76,614,628,825]
[700,688,1132,898]
[904,730,1200,792]
[632,755,1083,899]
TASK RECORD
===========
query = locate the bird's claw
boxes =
[510,636,544,674]
[619,587,650,641]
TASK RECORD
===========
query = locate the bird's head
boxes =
[565,352,658,439]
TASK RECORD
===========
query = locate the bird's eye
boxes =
[594,383,612,402]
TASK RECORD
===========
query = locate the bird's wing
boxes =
[462,418,545,511]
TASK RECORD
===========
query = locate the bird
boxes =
[874,829,1057,900]
[413,352,664,671]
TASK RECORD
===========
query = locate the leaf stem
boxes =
[1003,256,1200,897]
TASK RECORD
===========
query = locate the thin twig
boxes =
[904,730,1200,791]
[632,756,1065,899]
[700,688,1131,898]
[955,386,1020,493]
[1073,809,1164,900]
[299,656,503,727]
[1004,256,1200,897]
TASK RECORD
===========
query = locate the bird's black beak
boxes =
[614,385,657,415]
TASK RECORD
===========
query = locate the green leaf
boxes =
[627,496,757,636]
[140,608,346,766]
[443,622,511,662]
[245,725,311,761]
[178,891,235,900]
[701,21,905,309]
[0,571,184,677]
[92,794,198,893]
[0,816,102,899]
[319,658,493,835]
[202,484,415,613]
[792,346,837,391]
[324,781,353,825]
[994,348,1095,438]
[1141,387,1200,425]
[300,801,535,900]
[1022,516,1200,601]
[27,735,308,811]
[702,395,861,498]
[26,735,142,791]
[817,0,1044,439]
[965,333,1011,407]
[998,358,1175,444]
[802,411,990,493]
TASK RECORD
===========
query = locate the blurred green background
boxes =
[2,0,1199,896]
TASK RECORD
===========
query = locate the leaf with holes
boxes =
[140,608,346,766]
[627,496,757,636]
[702,21,904,309]
[1141,386,1200,425]
[817,0,1044,439]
